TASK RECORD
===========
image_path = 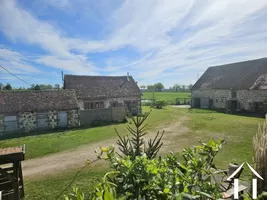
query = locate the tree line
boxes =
[140,83,193,92]
[0,83,61,91]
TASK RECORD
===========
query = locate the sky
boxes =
[0,0,267,88]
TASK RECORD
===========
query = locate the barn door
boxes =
[4,116,18,132]
[37,114,49,129]
[58,111,68,127]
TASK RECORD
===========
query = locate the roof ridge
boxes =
[209,57,267,69]
[64,74,132,78]
[0,89,75,93]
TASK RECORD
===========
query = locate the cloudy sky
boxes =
[0,0,267,88]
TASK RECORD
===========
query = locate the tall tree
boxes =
[0,83,3,90]
[154,82,164,92]
[4,83,12,90]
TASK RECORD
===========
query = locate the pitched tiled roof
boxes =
[192,58,267,90]
[64,75,141,100]
[0,90,79,114]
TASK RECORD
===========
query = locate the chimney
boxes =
[127,72,130,81]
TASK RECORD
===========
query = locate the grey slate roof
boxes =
[0,90,79,114]
[64,75,141,100]
[192,58,267,90]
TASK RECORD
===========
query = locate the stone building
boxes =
[191,58,267,113]
[0,90,80,134]
[64,74,142,115]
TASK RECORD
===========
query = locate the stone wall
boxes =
[80,107,126,126]
[0,109,80,134]
[19,112,37,132]
[192,89,267,110]
[68,109,80,127]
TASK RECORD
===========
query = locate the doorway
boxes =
[58,111,68,127]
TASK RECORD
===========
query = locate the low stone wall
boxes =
[192,89,267,111]
[80,107,126,126]
[0,109,80,134]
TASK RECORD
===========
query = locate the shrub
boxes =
[153,99,167,109]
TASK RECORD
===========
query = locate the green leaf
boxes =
[103,190,114,200]
[163,188,170,194]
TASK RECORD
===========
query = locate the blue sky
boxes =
[0,0,267,88]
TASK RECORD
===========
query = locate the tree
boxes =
[34,84,41,90]
[0,83,3,90]
[189,84,193,91]
[182,85,185,92]
[39,84,53,90]
[54,84,60,89]
[172,84,181,92]
[4,83,12,90]
[146,85,154,91]
[154,82,164,92]
[140,85,146,90]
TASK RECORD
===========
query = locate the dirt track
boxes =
[22,115,189,179]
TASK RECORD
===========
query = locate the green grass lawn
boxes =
[22,106,265,199]
[142,91,191,104]
[24,162,108,200]
[0,106,181,159]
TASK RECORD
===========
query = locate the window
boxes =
[216,99,218,103]
[111,101,119,107]
[4,116,18,132]
[231,91,237,98]
[84,101,104,109]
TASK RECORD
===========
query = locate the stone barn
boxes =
[0,90,80,134]
[64,74,142,115]
[191,57,267,113]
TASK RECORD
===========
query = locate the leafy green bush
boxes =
[152,99,167,109]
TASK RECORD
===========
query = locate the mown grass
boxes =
[142,91,191,104]
[0,107,180,159]
[24,162,108,200]
[8,106,266,199]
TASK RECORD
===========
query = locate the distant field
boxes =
[142,91,191,104]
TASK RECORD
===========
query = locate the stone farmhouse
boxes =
[191,58,267,113]
[0,90,80,134]
[63,74,142,115]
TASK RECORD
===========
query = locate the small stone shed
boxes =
[64,74,142,115]
[0,90,80,134]
[191,57,267,112]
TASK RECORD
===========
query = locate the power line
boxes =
[0,64,31,86]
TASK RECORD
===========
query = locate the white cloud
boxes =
[0,0,267,87]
